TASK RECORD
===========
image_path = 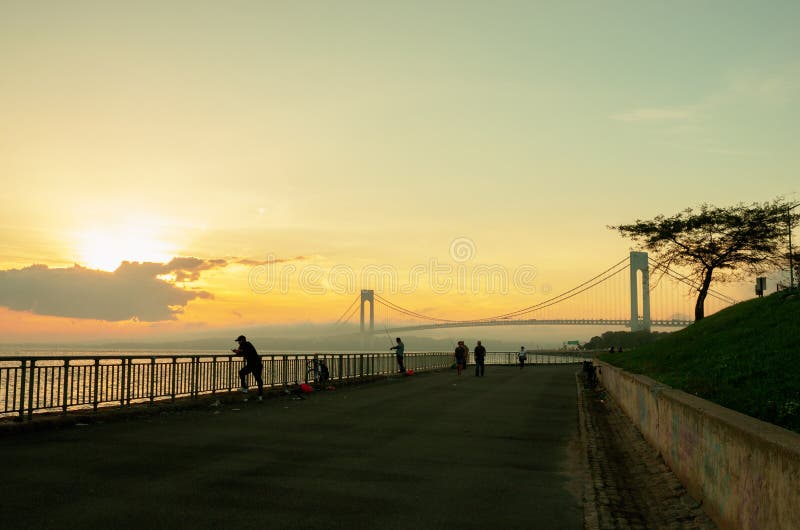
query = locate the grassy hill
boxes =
[599,290,800,433]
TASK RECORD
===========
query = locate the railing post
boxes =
[170,357,177,401]
[62,359,70,414]
[270,356,275,387]
[150,357,156,404]
[128,358,134,405]
[128,358,134,404]
[93,359,100,411]
[18,359,27,421]
[227,355,233,392]
[120,358,127,408]
[190,356,197,398]
[194,356,200,397]
[211,356,217,395]
[26,359,36,420]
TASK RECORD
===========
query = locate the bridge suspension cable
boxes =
[648,258,737,305]
[374,256,631,325]
[334,294,361,326]
[477,256,630,321]
[374,294,461,323]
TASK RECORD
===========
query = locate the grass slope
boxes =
[599,290,800,433]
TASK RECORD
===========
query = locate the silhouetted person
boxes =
[390,337,405,374]
[310,357,329,386]
[609,346,615,353]
[232,335,263,402]
[583,360,597,387]
[454,341,467,376]
[318,359,330,383]
[518,346,527,369]
[474,340,486,377]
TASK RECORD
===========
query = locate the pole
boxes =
[789,205,794,290]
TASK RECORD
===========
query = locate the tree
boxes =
[582,330,670,351]
[610,199,799,321]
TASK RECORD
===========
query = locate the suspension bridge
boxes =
[333,252,737,334]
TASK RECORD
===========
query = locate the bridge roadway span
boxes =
[1,365,584,529]
[381,318,692,333]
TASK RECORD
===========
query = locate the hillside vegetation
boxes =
[599,290,800,433]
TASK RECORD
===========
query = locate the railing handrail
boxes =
[0,350,591,361]
[0,351,587,421]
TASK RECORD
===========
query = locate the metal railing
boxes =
[0,352,455,420]
[0,350,588,421]
[483,351,591,365]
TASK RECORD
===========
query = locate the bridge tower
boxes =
[360,289,375,333]
[629,252,651,332]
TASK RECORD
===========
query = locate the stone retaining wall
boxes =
[596,361,800,530]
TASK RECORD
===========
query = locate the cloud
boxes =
[236,256,308,266]
[721,64,800,105]
[161,257,228,282]
[613,63,799,127]
[612,107,696,122]
[0,254,308,322]
[0,262,213,322]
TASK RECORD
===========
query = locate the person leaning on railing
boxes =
[232,335,264,402]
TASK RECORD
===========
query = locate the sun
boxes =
[77,226,173,271]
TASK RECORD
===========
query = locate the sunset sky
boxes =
[1,1,798,343]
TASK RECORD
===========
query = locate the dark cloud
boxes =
[0,262,213,322]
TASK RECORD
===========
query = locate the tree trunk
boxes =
[694,268,714,321]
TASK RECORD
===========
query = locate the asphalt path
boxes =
[1,365,583,529]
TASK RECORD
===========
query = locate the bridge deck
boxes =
[0,366,583,529]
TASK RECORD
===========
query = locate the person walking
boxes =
[390,337,405,374]
[518,346,527,370]
[454,341,467,376]
[232,335,264,401]
[474,340,486,377]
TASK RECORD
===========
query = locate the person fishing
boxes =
[390,337,405,374]
[232,335,264,401]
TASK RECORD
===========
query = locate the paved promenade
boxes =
[1,365,584,529]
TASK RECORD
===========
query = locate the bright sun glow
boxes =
[77,226,174,271]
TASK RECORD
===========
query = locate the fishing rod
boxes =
[384,304,395,348]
